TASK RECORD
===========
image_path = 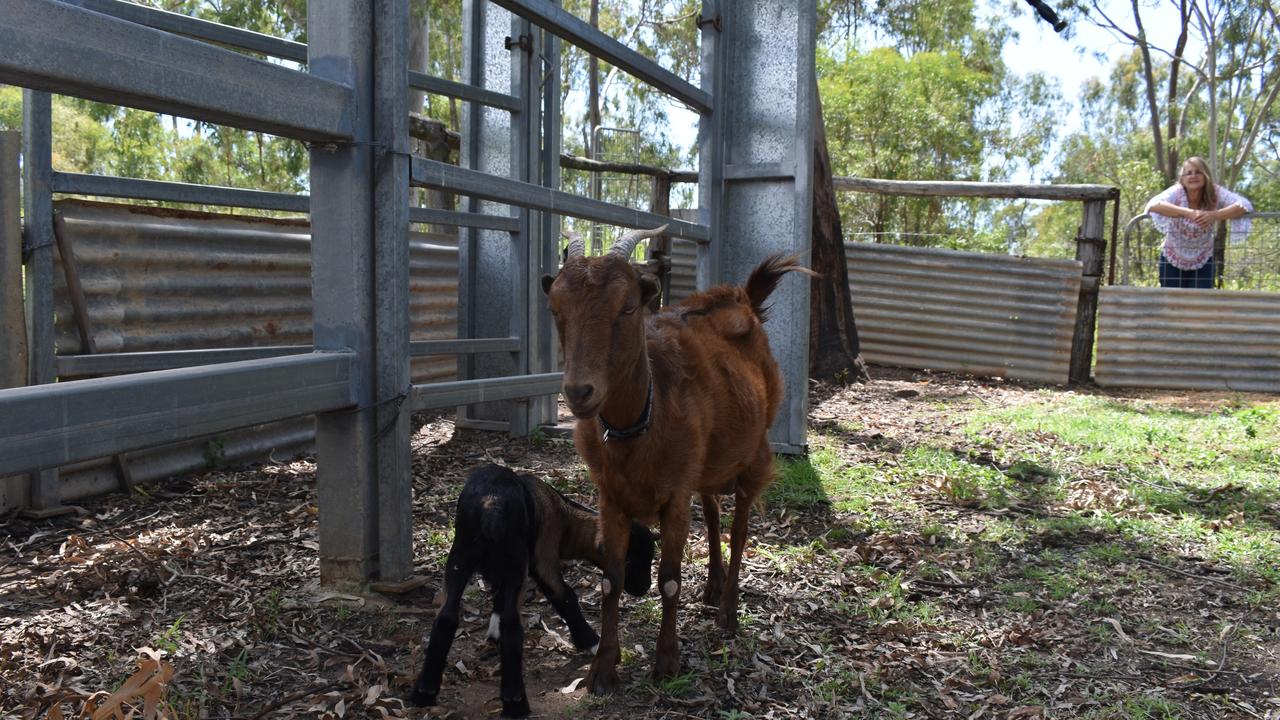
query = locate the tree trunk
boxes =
[809,79,869,384]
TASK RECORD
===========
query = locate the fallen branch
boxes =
[248,680,346,720]
[1134,556,1250,593]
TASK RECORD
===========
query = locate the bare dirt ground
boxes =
[2,366,1278,719]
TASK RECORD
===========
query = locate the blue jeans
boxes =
[1159,253,1216,289]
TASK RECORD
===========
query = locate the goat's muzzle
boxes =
[562,382,600,419]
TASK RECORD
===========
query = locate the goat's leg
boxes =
[654,497,691,680]
[716,485,754,632]
[700,493,726,607]
[585,503,631,695]
[717,451,771,632]
[493,571,531,718]
[531,560,598,651]
[411,548,475,707]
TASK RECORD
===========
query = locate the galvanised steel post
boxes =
[310,0,411,584]
[0,132,25,391]
[0,131,26,513]
[458,0,521,433]
[716,0,816,454]
[21,91,60,509]
[517,16,558,430]
[696,0,724,295]
[506,14,535,438]
[372,0,414,582]
[529,20,560,425]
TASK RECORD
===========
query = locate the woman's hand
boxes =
[1189,209,1216,228]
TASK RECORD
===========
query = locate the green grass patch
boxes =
[770,443,897,516]
[891,447,1015,508]
[963,394,1280,577]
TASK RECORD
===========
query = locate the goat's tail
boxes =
[745,253,817,323]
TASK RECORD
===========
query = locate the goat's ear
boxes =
[638,272,661,308]
[540,273,556,296]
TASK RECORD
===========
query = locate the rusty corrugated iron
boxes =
[845,242,1083,385]
[48,199,460,502]
[1095,285,1280,392]
[665,238,1082,384]
[51,199,458,382]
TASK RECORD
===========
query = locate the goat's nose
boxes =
[563,383,595,407]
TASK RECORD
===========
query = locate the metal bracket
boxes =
[504,34,533,53]
[695,13,722,32]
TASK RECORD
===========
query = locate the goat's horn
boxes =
[561,228,586,259]
[609,224,669,259]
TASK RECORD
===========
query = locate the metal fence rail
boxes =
[845,242,1083,385]
[0,0,354,142]
[1095,286,1280,392]
[0,353,355,477]
[1119,212,1280,291]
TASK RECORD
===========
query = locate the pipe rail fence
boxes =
[1118,211,1280,291]
[0,0,816,585]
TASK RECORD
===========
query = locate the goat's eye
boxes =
[620,305,637,317]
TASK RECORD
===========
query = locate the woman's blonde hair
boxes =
[1181,156,1217,210]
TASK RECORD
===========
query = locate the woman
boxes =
[1145,157,1253,289]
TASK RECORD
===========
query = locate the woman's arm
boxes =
[1213,202,1248,221]
[1147,200,1195,219]
[1214,187,1253,221]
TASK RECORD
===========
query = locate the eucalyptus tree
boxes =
[1067,0,1280,188]
[817,0,1062,251]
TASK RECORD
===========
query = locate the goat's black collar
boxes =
[598,380,653,443]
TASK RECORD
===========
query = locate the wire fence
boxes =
[1118,212,1280,291]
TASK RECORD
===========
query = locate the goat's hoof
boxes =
[585,665,619,695]
[408,687,437,708]
[571,630,601,652]
[501,697,531,718]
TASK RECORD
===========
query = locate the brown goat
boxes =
[541,227,811,693]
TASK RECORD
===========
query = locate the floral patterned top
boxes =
[1144,184,1253,270]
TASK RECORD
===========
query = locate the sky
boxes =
[996,0,1202,140]
[650,1,1203,178]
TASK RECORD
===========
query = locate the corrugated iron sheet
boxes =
[845,242,1083,385]
[1095,285,1280,392]
[666,237,698,304]
[48,199,460,502]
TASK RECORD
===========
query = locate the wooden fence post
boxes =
[1070,199,1108,383]
[649,173,672,306]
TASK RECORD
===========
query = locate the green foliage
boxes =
[817,14,1062,252]
[1,1,310,206]
[0,85,20,130]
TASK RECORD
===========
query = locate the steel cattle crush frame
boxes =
[0,0,815,585]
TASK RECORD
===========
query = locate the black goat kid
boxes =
[411,464,655,718]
